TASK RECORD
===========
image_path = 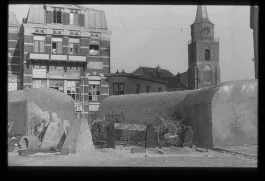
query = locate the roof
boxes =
[26,5,45,24]
[9,11,20,27]
[193,5,213,24]
[132,66,174,78]
[8,88,74,103]
[107,72,168,84]
[25,4,108,29]
[158,77,188,90]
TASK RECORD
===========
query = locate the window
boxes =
[34,41,45,53]
[89,44,99,56]
[158,88,162,92]
[32,79,47,88]
[119,83,124,95]
[205,49,210,61]
[49,80,64,93]
[146,85,150,93]
[53,9,62,24]
[67,81,80,101]
[136,84,140,94]
[89,85,100,101]
[69,43,79,55]
[113,83,124,95]
[52,42,62,54]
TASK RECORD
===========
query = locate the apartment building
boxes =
[21,4,111,118]
[8,11,23,91]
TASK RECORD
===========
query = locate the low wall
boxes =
[97,80,257,148]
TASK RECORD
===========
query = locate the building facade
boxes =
[187,5,220,89]
[20,4,111,119]
[107,71,167,95]
[250,6,258,79]
[8,12,23,91]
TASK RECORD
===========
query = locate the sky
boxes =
[9,5,255,82]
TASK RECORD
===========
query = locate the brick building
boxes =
[132,66,188,91]
[11,4,111,119]
[8,11,23,91]
[107,70,167,95]
[187,5,220,89]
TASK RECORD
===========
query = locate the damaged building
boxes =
[8,4,112,119]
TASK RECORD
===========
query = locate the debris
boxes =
[131,147,146,153]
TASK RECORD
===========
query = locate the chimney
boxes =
[156,65,161,77]
[116,70,119,73]
[121,69,125,73]
[176,72,181,83]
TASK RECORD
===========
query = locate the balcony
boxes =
[27,53,87,63]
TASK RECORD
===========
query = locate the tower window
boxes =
[205,49,210,61]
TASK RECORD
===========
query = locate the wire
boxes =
[109,26,251,30]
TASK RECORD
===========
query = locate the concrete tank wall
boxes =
[97,91,191,126]
[97,80,258,149]
[8,101,27,135]
[211,80,257,148]
[178,86,220,148]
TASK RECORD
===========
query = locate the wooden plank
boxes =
[114,123,146,131]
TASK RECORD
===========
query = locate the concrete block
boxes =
[61,118,81,155]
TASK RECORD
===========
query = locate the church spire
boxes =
[193,5,212,24]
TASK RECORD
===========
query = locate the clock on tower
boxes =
[202,27,210,35]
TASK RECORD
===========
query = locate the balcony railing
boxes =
[27,52,87,63]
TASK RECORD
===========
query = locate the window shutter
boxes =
[79,14,85,27]
[64,13,70,25]
[46,36,51,44]
[77,44,80,55]
[53,10,56,23]
[61,12,64,24]
[34,41,39,52]
[40,42,45,53]
[63,37,68,45]
[46,11,52,24]
[74,13,79,25]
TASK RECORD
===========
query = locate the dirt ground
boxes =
[8,145,257,167]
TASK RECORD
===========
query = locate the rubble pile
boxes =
[8,135,23,152]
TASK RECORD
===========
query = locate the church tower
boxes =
[187,5,220,89]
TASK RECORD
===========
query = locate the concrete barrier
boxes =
[98,80,257,149]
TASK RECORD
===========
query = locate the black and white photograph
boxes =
[7,4,258,167]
